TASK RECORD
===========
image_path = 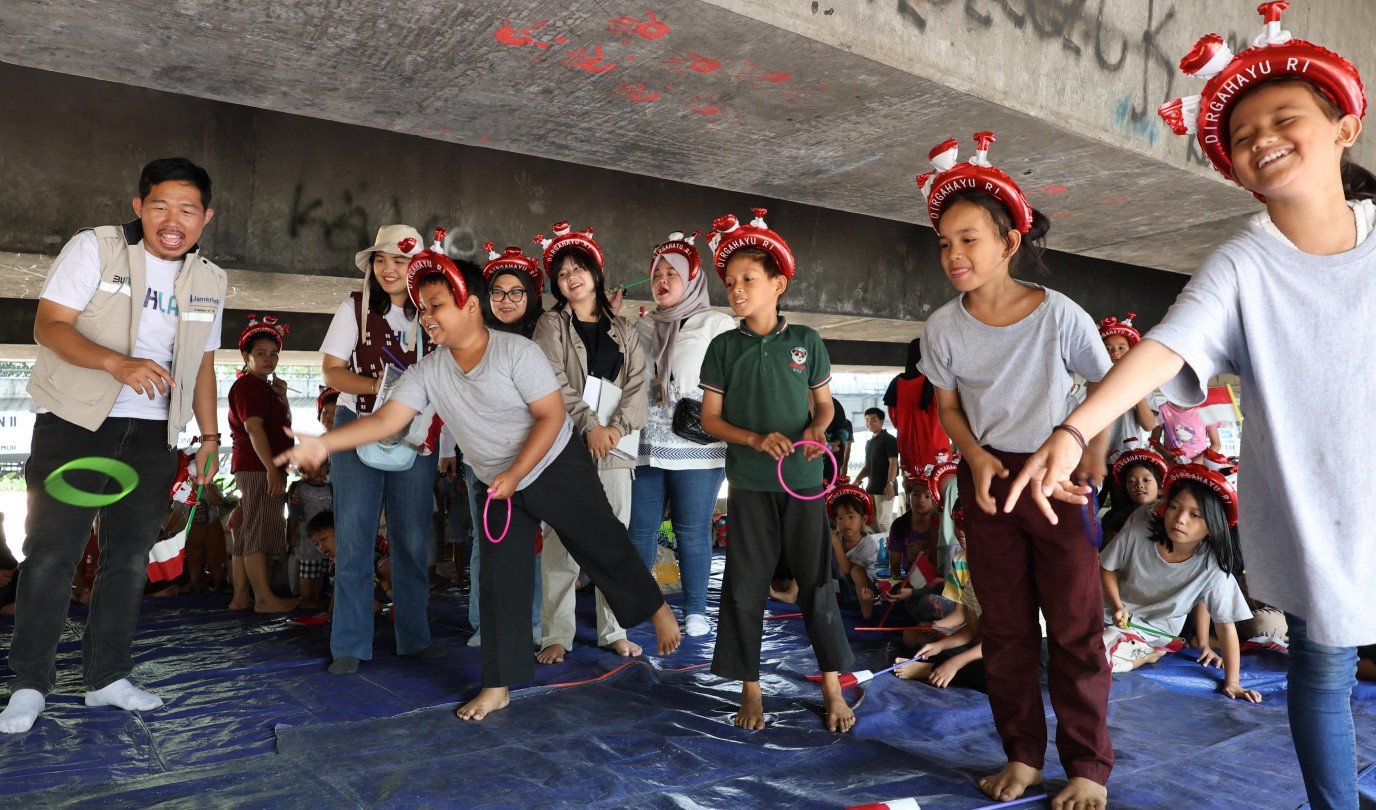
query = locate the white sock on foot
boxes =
[0,689,45,734]
[685,614,711,637]
[84,679,163,712]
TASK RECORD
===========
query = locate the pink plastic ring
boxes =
[484,492,512,543]
[775,440,839,501]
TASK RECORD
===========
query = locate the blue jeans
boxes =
[1286,613,1360,810]
[328,407,438,660]
[628,465,725,617]
[463,462,540,634]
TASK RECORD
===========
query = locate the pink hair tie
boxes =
[484,492,512,543]
[776,440,839,500]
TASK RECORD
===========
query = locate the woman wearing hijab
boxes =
[627,232,735,636]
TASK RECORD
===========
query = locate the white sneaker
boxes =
[466,632,482,647]
[684,614,711,637]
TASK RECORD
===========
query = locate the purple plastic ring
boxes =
[776,440,839,501]
[484,492,512,543]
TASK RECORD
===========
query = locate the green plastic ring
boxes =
[44,457,141,508]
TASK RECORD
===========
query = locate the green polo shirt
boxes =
[699,320,832,492]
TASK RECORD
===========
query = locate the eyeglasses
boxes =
[490,288,527,303]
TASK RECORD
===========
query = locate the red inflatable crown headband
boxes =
[1099,312,1141,346]
[1157,1,1366,187]
[825,483,876,525]
[1112,438,1168,487]
[482,242,544,294]
[1159,463,1239,527]
[928,456,959,507]
[238,313,289,352]
[534,221,604,276]
[916,131,1033,234]
[651,230,702,280]
[406,228,470,310]
[707,208,796,280]
[316,386,340,415]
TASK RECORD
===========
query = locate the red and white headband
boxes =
[1099,312,1141,346]
[238,313,289,352]
[482,242,544,294]
[1112,439,1167,487]
[916,131,1033,233]
[406,228,470,310]
[708,208,796,280]
[1160,463,1239,527]
[651,230,702,281]
[825,482,876,525]
[1158,1,1366,186]
[928,458,959,507]
[534,221,604,276]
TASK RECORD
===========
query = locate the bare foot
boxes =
[860,601,874,621]
[819,673,856,733]
[893,657,933,680]
[536,644,567,664]
[1131,649,1168,669]
[254,597,299,614]
[651,603,681,655]
[1052,776,1107,810]
[607,638,643,657]
[455,687,510,721]
[979,761,1044,803]
[227,597,252,611]
[734,681,766,730]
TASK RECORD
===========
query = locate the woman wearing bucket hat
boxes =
[317,225,444,674]
[627,231,734,637]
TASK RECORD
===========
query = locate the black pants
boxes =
[713,487,854,681]
[11,414,176,694]
[475,439,662,688]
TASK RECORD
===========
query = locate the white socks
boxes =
[0,680,162,734]
[84,679,163,712]
[0,689,44,734]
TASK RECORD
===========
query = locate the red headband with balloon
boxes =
[917,131,1033,234]
[406,228,470,310]
[708,208,796,280]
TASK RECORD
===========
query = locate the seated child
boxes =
[882,469,952,623]
[288,460,334,610]
[895,501,985,691]
[1100,440,1166,541]
[278,237,679,721]
[1099,465,1261,703]
[826,484,884,620]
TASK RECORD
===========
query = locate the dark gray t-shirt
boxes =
[1099,505,1250,639]
[390,330,572,489]
[919,283,1113,453]
[1146,203,1376,647]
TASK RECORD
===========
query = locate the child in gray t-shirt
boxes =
[273,250,680,723]
[1100,478,1258,703]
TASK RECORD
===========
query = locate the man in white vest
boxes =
[0,158,226,734]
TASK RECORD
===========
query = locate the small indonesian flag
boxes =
[1197,384,1242,426]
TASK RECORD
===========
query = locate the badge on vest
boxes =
[789,346,808,373]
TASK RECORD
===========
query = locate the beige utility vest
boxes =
[27,222,228,446]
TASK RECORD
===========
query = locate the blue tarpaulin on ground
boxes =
[2,556,1373,808]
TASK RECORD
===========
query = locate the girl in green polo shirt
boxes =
[698,209,857,734]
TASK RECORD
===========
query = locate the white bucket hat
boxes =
[354,224,424,274]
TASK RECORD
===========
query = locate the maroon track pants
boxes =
[958,448,1113,785]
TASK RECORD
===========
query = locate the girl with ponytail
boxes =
[914,132,1116,808]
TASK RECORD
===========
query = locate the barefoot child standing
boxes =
[698,209,856,733]
[275,232,681,722]
[916,132,1115,808]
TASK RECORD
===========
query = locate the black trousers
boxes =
[712,487,854,681]
[475,439,663,688]
[11,414,176,694]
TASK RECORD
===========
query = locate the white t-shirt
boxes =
[1256,199,1376,250]
[1147,199,1376,647]
[843,532,884,581]
[38,230,223,420]
[319,297,417,414]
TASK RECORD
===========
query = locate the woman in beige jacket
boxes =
[532,222,648,662]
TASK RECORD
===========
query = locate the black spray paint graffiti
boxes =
[286,183,473,256]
